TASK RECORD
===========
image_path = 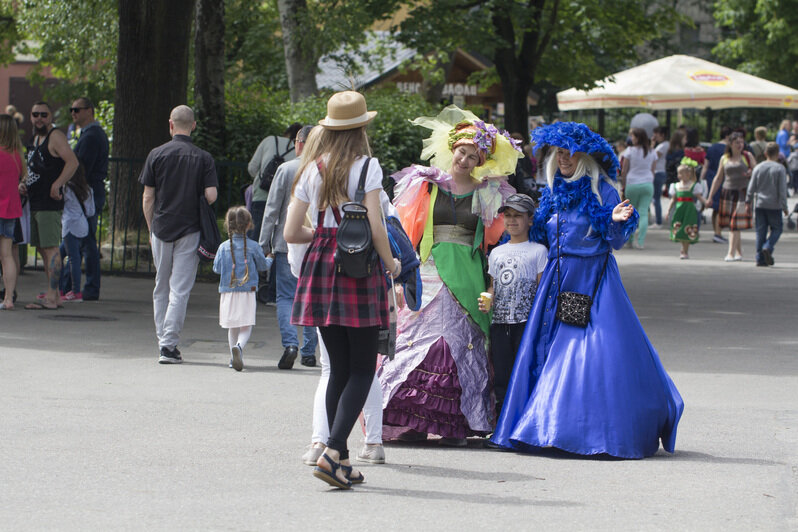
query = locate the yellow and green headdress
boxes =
[411,105,522,181]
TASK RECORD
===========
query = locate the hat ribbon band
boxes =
[324,111,371,127]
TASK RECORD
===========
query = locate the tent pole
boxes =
[666,110,672,133]
[598,109,605,136]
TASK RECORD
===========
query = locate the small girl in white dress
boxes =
[213,206,271,371]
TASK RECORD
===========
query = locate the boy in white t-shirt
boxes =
[479,193,548,418]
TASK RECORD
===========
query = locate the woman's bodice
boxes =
[432,188,478,233]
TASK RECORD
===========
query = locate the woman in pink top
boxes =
[0,114,25,309]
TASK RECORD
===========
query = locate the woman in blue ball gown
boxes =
[490,123,684,459]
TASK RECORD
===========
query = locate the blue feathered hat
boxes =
[531,122,619,180]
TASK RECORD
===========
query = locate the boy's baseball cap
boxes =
[499,193,536,215]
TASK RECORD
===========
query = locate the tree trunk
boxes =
[421,52,455,105]
[500,74,532,139]
[277,0,318,102]
[113,0,194,231]
[194,0,226,159]
[491,13,532,141]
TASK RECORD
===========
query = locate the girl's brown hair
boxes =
[67,164,91,204]
[630,127,650,156]
[0,114,23,154]
[294,126,371,209]
[724,132,745,158]
[667,130,684,153]
[224,206,253,287]
[293,126,325,196]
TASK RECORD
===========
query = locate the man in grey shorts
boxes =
[23,102,79,310]
[140,105,218,364]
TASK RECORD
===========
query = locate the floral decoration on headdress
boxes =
[411,105,522,181]
[530,122,619,180]
[679,156,698,168]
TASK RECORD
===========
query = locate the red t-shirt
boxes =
[0,149,23,219]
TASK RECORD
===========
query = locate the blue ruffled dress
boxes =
[491,174,684,459]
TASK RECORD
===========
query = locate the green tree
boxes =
[276,0,402,101]
[16,0,118,101]
[0,1,22,66]
[396,0,681,139]
[713,0,798,91]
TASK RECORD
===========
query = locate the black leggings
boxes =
[319,325,379,460]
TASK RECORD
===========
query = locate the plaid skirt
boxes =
[717,188,752,231]
[291,224,389,329]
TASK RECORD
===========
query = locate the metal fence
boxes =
[28,158,250,277]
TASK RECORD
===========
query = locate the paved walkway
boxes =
[1,219,797,530]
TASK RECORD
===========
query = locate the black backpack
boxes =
[258,137,293,192]
[334,158,378,278]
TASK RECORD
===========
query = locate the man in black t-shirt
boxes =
[23,101,79,310]
[140,105,218,364]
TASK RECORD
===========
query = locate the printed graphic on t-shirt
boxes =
[488,241,548,324]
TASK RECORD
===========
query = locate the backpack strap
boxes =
[280,138,294,158]
[354,157,370,203]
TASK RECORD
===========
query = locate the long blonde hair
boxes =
[544,151,615,205]
[224,206,253,288]
[293,126,325,196]
[294,126,371,209]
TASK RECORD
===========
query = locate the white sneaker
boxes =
[355,444,386,464]
[302,444,325,466]
[231,344,243,371]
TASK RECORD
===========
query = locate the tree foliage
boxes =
[713,0,798,90]
[0,1,22,66]
[395,0,682,135]
[16,0,118,100]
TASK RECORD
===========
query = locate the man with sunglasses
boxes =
[69,97,109,301]
[23,101,79,310]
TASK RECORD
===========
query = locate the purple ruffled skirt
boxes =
[379,271,495,439]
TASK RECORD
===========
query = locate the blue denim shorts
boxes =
[0,217,16,239]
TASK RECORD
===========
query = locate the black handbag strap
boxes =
[556,211,609,300]
[354,157,371,203]
[276,136,294,158]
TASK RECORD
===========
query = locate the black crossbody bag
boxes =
[334,157,378,278]
[555,211,609,328]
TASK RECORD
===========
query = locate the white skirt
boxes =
[219,291,257,328]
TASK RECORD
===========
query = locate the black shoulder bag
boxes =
[555,211,609,327]
[334,157,378,278]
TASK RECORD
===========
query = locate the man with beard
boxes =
[23,101,79,310]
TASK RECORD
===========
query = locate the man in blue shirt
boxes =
[71,97,109,300]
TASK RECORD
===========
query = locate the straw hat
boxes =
[318,91,377,130]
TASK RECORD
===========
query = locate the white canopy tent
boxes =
[557,55,798,112]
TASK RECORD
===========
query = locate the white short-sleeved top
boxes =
[487,240,548,324]
[294,155,383,227]
[621,146,657,185]
[654,141,670,173]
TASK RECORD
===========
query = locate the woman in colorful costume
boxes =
[490,122,684,459]
[379,106,520,444]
